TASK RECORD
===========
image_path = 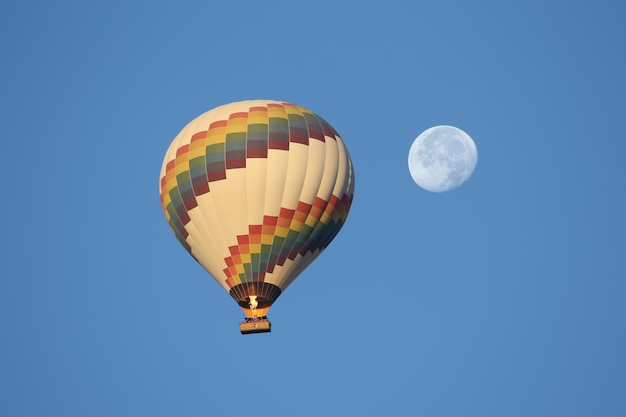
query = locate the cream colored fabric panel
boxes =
[297,138,326,205]
[331,137,352,201]
[245,159,268,227]
[314,136,341,206]
[210,169,252,282]
[279,143,309,210]
[263,149,289,217]
[187,193,230,292]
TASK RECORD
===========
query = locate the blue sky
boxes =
[2,1,625,416]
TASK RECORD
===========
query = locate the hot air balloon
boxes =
[159,100,354,334]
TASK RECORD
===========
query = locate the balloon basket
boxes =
[240,317,271,334]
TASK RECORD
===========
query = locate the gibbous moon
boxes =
[408,125,478,192]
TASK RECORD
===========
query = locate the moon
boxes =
[408,125,478,193]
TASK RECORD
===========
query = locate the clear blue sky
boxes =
[2,1,625,416]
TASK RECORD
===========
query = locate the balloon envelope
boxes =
[159,100,354,317]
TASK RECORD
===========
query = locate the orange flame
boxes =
[248,295,258,311]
